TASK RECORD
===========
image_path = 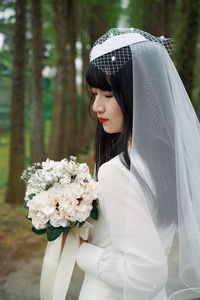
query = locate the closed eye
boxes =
[91,88,113,98]
[104,92,113,98]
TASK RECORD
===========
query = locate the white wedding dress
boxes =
[76,154,176,300]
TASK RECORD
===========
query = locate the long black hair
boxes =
[86,43,178,227]
[86,46,133,177]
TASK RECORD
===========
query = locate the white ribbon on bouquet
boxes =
[40,222,91,300]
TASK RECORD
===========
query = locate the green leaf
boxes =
[24,202,28,209]
[90,201,98,220]
[78,221,85,228]
[32,227,46,235]
[28,193,36,200]
[46,226,64,241]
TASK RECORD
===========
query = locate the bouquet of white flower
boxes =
[21,156,98,241]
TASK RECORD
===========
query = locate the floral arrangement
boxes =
[21,156,98,241]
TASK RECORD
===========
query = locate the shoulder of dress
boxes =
[98,155,128,179]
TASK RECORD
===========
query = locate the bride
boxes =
[76,28,200,300]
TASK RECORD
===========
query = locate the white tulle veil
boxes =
[90,28,200,299]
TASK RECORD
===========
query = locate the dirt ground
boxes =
[0,231,43,300]
[0,250,42,300]
[0,202,83,300]
[0,235,83,300]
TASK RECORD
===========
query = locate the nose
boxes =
[92,94,105,113]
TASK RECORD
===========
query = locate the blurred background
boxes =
[0,0,200,299]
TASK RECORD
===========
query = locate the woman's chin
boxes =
[103,126,120,134]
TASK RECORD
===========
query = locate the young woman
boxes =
[76,28,200,300]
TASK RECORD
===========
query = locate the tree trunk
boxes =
[64,0,78,157]
[79,33,91,148]
[48,0,68,160]
[76,3,93,151]
[177,0,200,98]
[141,0,175,37]
[80,40,96,149]
[142,0,163,35]
[30,0,45,162]
[163,0,176,37]
[5,0,26,204]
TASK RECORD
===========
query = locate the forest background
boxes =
[0,0,200,298]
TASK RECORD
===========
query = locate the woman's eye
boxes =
[104,93,113,98]
[91,89,113,98]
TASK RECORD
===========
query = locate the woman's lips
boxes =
[98,118,109,123]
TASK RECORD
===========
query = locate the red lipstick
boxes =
[98,118,109,123]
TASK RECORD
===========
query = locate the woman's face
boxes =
[92,88,123,133]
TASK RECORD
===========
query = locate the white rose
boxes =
[75,203,92,222]
[32,216,47,230]
[59,195,78,219]
[49,211,70,227]
[27,191,52,226]
[27,198,49,227]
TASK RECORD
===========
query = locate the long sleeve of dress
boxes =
[76,159,168,293]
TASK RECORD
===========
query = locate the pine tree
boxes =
[5,0,26,204]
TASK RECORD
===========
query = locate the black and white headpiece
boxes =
[90,28,173,75]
